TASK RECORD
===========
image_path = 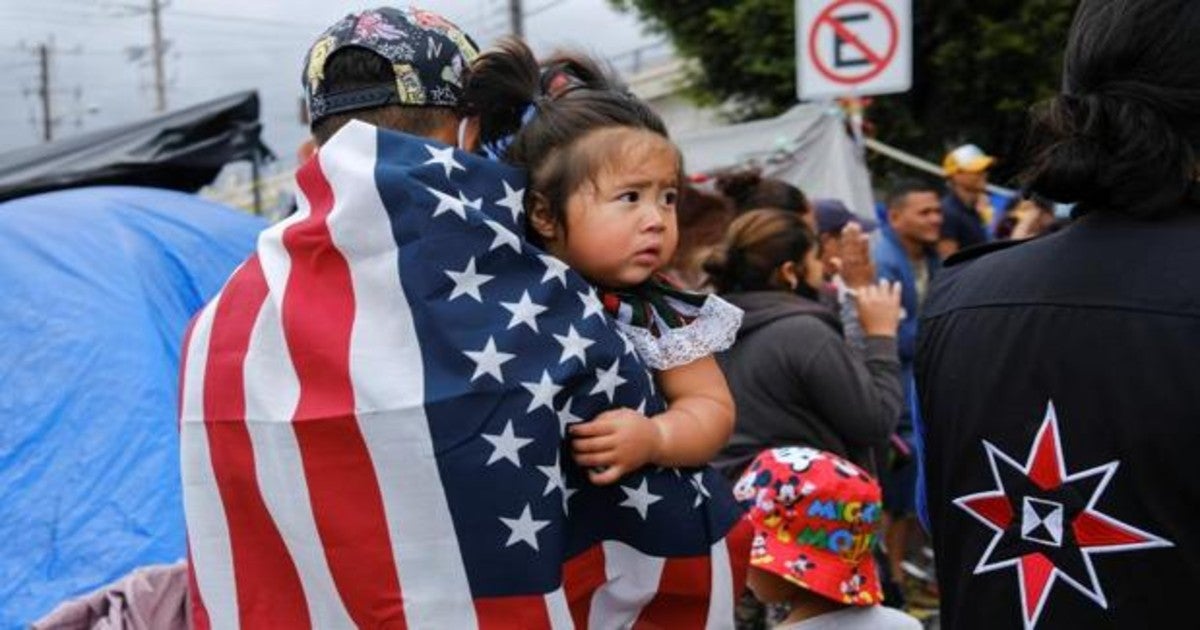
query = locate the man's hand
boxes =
[838,222,876,289]
[856,279,903,337]
[570,408,664,486]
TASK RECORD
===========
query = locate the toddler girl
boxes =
[464,40,743,486]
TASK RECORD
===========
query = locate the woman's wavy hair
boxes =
[1023,0,1200,218]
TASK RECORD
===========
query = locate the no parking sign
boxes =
[797,0,912,100]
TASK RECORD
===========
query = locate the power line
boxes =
[503,0,571,36]
[0,6,143,28]
[0,7,322,42]
[457,0,567,37]
[173,46,305,56]
[51,47,131,56]
[135,22,321,42]
[525,0,569,19]
[21,0,323,30]
[166,9,328,31]
[453,3,508,35]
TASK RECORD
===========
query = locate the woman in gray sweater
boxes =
[707,209,904,478]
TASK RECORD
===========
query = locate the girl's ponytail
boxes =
[461,38,541,159]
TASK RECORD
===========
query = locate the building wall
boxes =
[626,57,723,138]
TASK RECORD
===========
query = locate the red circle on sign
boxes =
[808,0,899,85]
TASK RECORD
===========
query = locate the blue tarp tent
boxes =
[0,186,264,626]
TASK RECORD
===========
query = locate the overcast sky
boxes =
[0,0,663,165]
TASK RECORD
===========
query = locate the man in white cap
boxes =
[937,143,995,257]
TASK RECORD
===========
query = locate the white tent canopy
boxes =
[674,104,876,220]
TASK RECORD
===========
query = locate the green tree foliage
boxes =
[612,0,1078,182]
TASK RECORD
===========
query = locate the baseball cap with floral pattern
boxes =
[734,447,885,606]
[302,6,479,124]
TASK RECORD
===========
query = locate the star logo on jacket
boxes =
[953,401,1173,630]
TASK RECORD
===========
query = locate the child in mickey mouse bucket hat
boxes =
[734,447,922,629]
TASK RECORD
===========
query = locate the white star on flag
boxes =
[636,399,647,415]
[445,257,493,302]
[554,325,595,366]
[690,472,711,508]
[537,455,571,514]
[427,187,470,220]
[424,144,465,178]
[499,503,550,551]
[591,359,627,402]
[463,336,515,383]
[500,290,547,332]
[556,397,584,437]
[539,254,569,286]
[620,478,663,520]
[495,180,526,223]
[481,420,533,467]
[537,453,565,497]
[485,220,521,253]
[578,289,605,321]
[521,370,563,413]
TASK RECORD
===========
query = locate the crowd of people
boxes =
[178,0,1198,628]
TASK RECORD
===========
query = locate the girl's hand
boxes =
[855,279,903,337]
[570,408,664,486]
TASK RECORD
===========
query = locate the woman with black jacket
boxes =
[707,209,904,478]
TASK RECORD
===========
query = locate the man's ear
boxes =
[459,115,482,152]
[528,192,558,242]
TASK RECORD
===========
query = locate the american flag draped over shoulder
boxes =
[180,120,751,629]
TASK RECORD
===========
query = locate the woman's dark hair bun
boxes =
[713,170,764,209]
[1022,0,1200,218]
[1024,91,1193,218]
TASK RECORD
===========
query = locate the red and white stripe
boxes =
[180,120,747,629]
[182,122,477,628]
[565,519,752,629]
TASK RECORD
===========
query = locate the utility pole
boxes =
[37,42,52,141]
[149,0,167,112]
[508,0,523,38]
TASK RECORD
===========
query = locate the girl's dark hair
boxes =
[1023,0,1200,218]
[461,38,673,242]
[713,169,809,216]
[703,209,816,293]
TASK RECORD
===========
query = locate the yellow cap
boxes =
[943,144,995,175]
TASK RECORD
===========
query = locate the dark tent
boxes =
[0,91,273,203]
